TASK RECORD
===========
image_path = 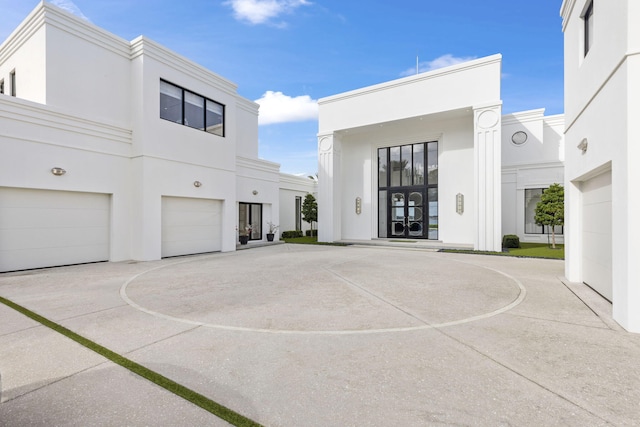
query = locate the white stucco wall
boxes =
[561,0,640,332]
[0,2,284,269]
[0,96,133,262]
[278,174,317,235]
[501,110,564,243]
[318,55,502,250]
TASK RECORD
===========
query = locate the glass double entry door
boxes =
[389,189,426,238]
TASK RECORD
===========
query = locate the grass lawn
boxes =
[282,237,564,260]
[443,242,564,260]
[507,242,564,259]
[282,236,348,246]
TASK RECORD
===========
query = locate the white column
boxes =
[473,103,502,252]
[318,133,341,242]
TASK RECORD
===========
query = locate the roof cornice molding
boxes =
[279,173,317,186]
[502,108,546,125]
[236,156,280,173]
[543,114,565,127]
[0,2,46,64]
[1,1,131,64]
[319,54,502,105]
[560,0,577,31]
[130,37,238,97]
[236,96,259,114]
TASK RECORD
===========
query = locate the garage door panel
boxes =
[161,197,222,258]
[0,226,108,251]
[1,207,109,229]
[162,211,220,227]
[0,188,110,272]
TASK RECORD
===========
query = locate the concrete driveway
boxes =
[1,244,639,426]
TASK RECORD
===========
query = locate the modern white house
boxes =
[318,55,564,251]
[0,1,315,273]
[561,0,640,333]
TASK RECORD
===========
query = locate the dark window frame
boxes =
[583,0,594,56]
[9,70,16,97]
[295,196,302,231]
[239,202,263,241]
[524,187,564,235]
[159,79,225,137]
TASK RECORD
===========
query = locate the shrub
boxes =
[281,230,303,239]
[502,234,520,248]
[305,229,318,237]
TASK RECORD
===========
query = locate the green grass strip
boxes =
[0,295,262,427]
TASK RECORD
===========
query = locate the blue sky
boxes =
[2,1,564,176]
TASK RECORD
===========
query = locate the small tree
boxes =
[534,183,564,249]
[302,193,318,235]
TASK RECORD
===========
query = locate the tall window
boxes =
[10,70,16,96]
[378,142,438,239]
[295,196,302,231]
[525,188,563,235]
[239,203,262,240]
[583,1,594,56]
[0,79,4,94]
[160,80,225,136]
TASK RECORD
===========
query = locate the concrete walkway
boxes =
[0,244,638,426]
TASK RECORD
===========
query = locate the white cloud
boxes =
[50,0,90,21]
[225,0,311,25]
[400,54,477,77]
[255,91,318,125]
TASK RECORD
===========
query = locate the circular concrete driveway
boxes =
[121,244,525,334]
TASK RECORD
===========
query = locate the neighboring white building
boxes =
[0,2,315,272]
[318,55,564,251]
[561,0,640,332]
[502,110,564,243]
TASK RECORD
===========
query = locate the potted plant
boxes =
[266,222,279,242]
[238,224,252,245]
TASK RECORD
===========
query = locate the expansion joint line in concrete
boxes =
[0,295,262,427]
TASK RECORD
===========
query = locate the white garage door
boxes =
[582,171,612,301]
[0,188,110,272]
[161,196,222,258]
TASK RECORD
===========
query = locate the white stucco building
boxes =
[502,110,564,243]
[318,55,564,251]
[561,0,640,332]
[0,2,315,272]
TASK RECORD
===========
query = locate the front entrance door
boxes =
[389,189,426,238]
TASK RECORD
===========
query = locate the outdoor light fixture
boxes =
[456,193,464,214]
[355,197,362,215]
[252,190,258,195]
[193,181,202,187]
[51,167,66,176]
[577,138,588,154]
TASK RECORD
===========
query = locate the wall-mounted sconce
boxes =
[355,197,362,215]
[456,193,464,215]
[252,190,258,195]
[577,138,588,154]
[193,181,202,187]
[51,167,66,176]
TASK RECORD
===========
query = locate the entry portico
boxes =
[318,55,502,251]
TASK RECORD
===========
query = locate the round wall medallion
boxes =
[511,131,528,146]
[319,137,332,152]
[477,110,499,129]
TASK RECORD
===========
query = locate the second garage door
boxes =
[161,196,222,258]
[581,170,612,301]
